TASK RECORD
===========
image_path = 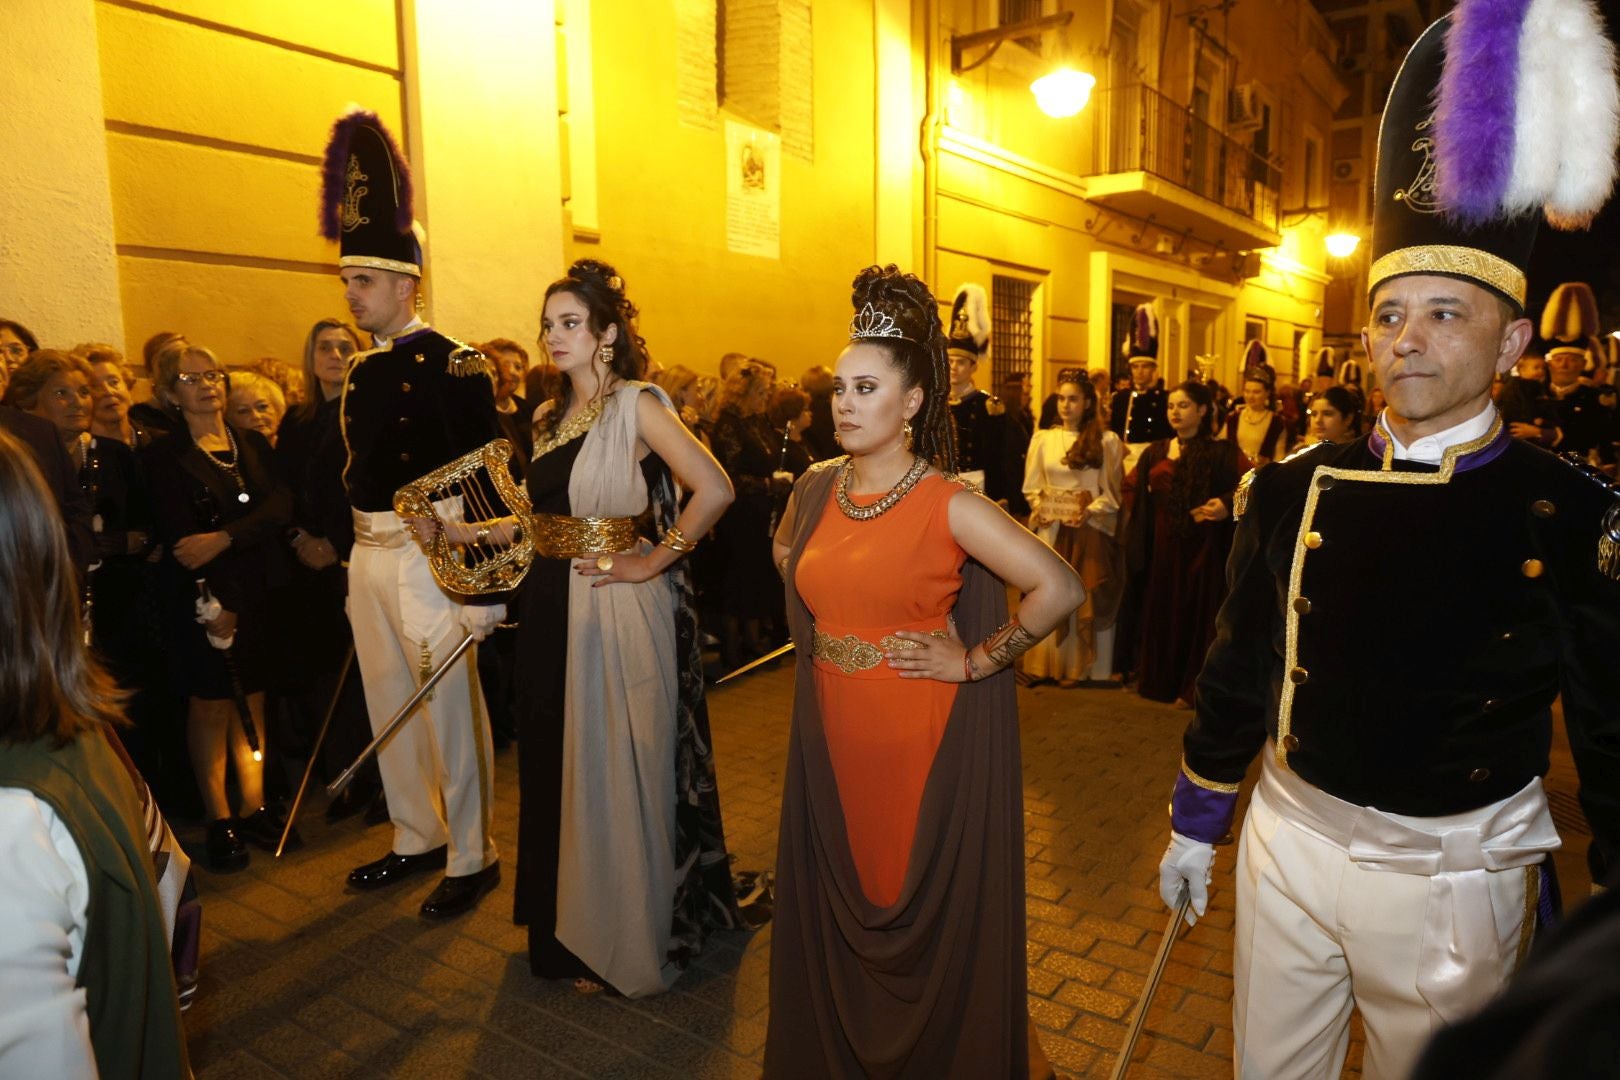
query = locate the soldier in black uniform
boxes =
[1108,305,1170,476]
[944,283,1019,506]
[1157,12,1620,1078]
[318,110,504,919]
[1547,345,1614,463]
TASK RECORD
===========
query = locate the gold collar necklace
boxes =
[835,454,928,520]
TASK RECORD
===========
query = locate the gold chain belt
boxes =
[528,512,638,559]
[811,628,949,674]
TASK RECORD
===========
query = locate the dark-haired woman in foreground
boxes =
[418,259,742,996]
[765,266,1083,1078]
[0,428,189,1078]
[1126,380,1247,706]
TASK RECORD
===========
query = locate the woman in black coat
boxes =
[144,345,294,870]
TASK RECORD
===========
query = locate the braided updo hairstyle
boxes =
[537,258,650,436]
[848,265,958,473]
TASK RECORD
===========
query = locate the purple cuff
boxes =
[1170,773,1239,843]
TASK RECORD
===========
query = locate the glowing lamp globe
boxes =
[1325,232,1361,258]
[1030,68,1095,119]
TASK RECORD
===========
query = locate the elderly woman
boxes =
[143,344,294,869]
[0,427,190,1078]
[0,318,38,373]
[227,369,287,447]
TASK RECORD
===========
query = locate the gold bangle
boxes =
[661,525,697,554]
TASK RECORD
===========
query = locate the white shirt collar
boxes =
[372,317,425,350]
[1381,402,1497,465]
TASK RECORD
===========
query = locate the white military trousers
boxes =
[1232,750,1557,1080]
[348,509,497,878]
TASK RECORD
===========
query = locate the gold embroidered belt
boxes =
[811,628,949,674]
[528,512,638,559]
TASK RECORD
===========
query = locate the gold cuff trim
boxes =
[530,512,637,559]
[1516,863,1540,966]
[1181,759,1240,794]
[811,628,947,673]
[1369,245,1526,307]
[340,254,422,277]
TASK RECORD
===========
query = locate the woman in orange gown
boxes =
[765,266,1085,1079]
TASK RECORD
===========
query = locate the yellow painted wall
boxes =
[95,0,405,366]
[577,1,881,380]
[0,0,125,350]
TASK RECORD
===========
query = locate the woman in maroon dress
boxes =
[1126,380,1247,706]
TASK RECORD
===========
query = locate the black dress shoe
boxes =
[347,845,448,890]
[420,862,500,919]
[237,805,301,852]
[205,818,249,872]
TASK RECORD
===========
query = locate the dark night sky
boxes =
[1522,0,1620,335]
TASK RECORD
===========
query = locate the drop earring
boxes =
[599,343,615,366]
[902,419,914,452]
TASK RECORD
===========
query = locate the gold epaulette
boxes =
[447,345,489,377]
[1233,467,1259,520]
[1554,453,1620,581]
[985,395,1006,417]
[807,455,848,473]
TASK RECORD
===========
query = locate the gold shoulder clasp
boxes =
[807,455,849,474]
[447,346,489,378]
[1234,467,1259,520]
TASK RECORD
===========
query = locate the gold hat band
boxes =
[340,254,422,277]
[1368,244,1526,307]
[530,512,637,559]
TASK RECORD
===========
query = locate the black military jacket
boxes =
[1551,383,1613,462]
[340,326,500,513]
[950,389,1016,503]
[1185,420,1620,875]
[1109,385,1172,444]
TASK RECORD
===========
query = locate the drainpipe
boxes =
[921,0,941,286]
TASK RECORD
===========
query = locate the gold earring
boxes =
[599,343,615,366]
[903,419,914,452]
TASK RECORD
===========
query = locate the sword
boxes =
[714,641,795,685]
[1108,884,1192,1080]
[326,632,475,796]
[276,644,356,857]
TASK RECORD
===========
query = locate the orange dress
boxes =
[794,474,965,907]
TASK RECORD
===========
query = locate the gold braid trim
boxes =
[1369,245,1526,307]
[447,345,489,378]
[1181,758,1240,794]
[1233,467,1258,521]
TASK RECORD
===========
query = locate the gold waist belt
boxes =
[529,512,638,559]
[811,628,948,674]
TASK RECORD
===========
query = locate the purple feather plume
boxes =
[319,109,414,239]
[1132,305,1151,352]
[1433,0,1533,224]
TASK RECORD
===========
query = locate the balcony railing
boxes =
[1081,84,1282,233]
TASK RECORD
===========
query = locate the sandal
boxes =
[572,977,606,995]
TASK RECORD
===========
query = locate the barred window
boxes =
[992,276,1036,389]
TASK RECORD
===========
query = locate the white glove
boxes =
[456,602,506,643]
[1158,830,1215,926]
[194,590,234,650]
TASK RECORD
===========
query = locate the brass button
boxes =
[1531,499,1556,518]
[1293,596,1312,615]
[399,452,411,462]
[1316,474,1336,491]
[1520,559,1544,579]
[1468,767,1491,782]
[401,382,412,392]
[1304,532,1324,550]
[347,382,357,393]
[1500,630,1516,643]
[415,353,426,363]
[1290,666,1309,685]
[1483,698,1500,713]
[398,417,410,425]
[1282,733,1301,752]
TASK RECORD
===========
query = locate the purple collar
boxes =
[1366,413,1510,478]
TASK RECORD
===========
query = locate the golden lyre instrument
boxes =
[391,437,535,595]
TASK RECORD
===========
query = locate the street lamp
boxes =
[951,12,1094,118]
[1325,232,1361,259]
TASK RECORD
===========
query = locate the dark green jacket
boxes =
[0,728,190,1078]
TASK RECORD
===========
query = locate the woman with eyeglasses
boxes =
[143,343,295,870]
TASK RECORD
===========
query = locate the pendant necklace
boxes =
[836,453,928,520]
[197,425,251,504]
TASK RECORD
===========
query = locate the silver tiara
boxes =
[850,302,909,341]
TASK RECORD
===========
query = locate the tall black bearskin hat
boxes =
[320,108,422,276]
[1123,303,1158,364]
[1314,346,1337,378]
[1242,340,1275,385]
[945,283,990,360]
[1368,0,1618,311]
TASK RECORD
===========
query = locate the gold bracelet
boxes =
[661,525,698,554]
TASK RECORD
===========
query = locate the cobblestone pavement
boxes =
[183,665,1592,1079]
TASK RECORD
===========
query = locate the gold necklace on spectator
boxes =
[835,454,928,520]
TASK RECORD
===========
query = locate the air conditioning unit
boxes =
[1228,83,1263,132]
[1331,157,1364,183]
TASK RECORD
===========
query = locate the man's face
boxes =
[948,352,976,391]
[341,268,413,336]
[1361,275,1529,437]
[1547,350,1584,388]
[1517,356,1547,382]
[1129,360,1156,390]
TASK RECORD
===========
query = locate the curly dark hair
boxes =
[1165,380,1223,537]
[848,265,957,472]
[536,258,649,436]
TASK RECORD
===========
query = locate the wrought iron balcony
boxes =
[1079,83,1283,248]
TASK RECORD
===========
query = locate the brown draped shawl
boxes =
[764,463,1030,1078]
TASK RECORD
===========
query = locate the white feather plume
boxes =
[1507,0,1620,227]
[952,283,990,348]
